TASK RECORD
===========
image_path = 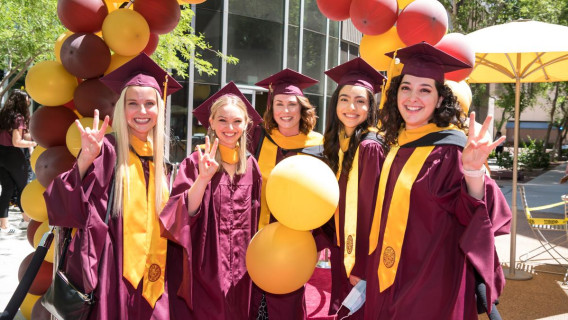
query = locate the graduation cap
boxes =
[325,57,386,94]
[100,53,182,97]
[193,82,262,129]
[385,42,471,83]
[255,69,318,96]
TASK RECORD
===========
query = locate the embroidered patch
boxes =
[383,246,395,268]
[346,235,354,254]
[148,264,161,282]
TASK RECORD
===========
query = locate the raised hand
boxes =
[76,109,110,167]
[196,136,219,181]
[462,112,506,171]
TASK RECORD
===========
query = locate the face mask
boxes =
[337,279,366,318]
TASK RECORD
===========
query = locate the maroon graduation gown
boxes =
[159,152,262,320]
[327,139,384,319]
[364,145,512,320]
[44,135,173,320]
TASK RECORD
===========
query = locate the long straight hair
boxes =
[111,86,169,216]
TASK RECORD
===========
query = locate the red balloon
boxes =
[31,297,52,320]
[143,33,160,56]
[35,146,76,188]
[61,33,111,79]
[63,99,76,111]
[30,106,78,148]
[350,0,398,35]
[74,78,119,119]
[316,0,353,21]
[134,0,181,34]
[18,253,53,295]
[396,0,448,46]
[27,220,42,247]
[57,0,109,33]
[435,33,475,82]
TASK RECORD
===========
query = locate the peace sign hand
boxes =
[196,136,219,181]
[76,109,110,165]
[462,112,506,171]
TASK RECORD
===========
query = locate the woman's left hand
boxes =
[462,112,506,171]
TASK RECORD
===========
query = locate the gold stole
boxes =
[368,124,456,292]
[218,144,239,164]
[257,129,323,229]
[123,135,169,307]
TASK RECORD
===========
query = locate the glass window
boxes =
[289,0,300,26]
[195,8,222,84]
[229,0,284,22]
[226,14,283,85]
[306,93,325,134]
[340,41,349,63]
[302,30,325,95]
[287,25,299,70]
[303,0,325,33]
[199,0,222,11]
[329,20,339,38]
[349,44,359,60]
[327,37,339,94]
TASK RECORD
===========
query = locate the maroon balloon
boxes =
[60,33,111,79]
[57,0,108,33]
[35,146,77,188]
[31,297,52,320]
[396,0,448,46]
[134,0,181,35]
[27,220,42,247]
[350,0,398,35]
[74,78,119,119]
[143,33,160,56]
[30,106,78,148]
[316,0,353,21]
[434,33,475,82]
[18,253,53,295]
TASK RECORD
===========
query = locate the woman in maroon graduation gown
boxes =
[321,57,386,319]
[160,82,263,319]
[44,53,183,319]
[365,42,512,320]
[248,69,323,320]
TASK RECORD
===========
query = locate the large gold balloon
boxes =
[445,80,472,114]
[25,61,78,107]
[102,9,150,57]
[246,222,317,294]
[66,118,113,157]
[21,179,48,223]
[266,155,338,231]
[360,27,405,71]
[34,221,55,263]
[30,145,46,173]
[54,30,74,63]
[105,53,136,75]
[20,293,41,320]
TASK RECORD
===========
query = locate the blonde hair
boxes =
[112,86,169,216]
[207,94,250,175]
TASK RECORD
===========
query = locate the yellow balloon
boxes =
[102,9,150,57]
[25,61,78,107]
[34,221,54,263]
[20,293,41,320]
[445,80,472,114]
[30,145,46,173]
[66,118,113,157]
[246,222,317,294]
[360,27,405,71]
[21,179,48,223]
[54,31,74,63]
[105,53,136,75]
[266,155,338,231]
[398,0,415,9]
[178,0,207,4]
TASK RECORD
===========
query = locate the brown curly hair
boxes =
[378,75,467,146]
[263,95,317,135]
[0,89,31,132]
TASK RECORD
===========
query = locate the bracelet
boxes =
[463,166,486,178]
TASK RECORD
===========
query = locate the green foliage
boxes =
[519,137,550,170]
[496,151,514,170]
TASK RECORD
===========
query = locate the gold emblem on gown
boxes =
[346,235,354,254]
[148,264,161,282]
[383,246,395,268]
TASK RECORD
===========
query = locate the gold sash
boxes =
[218,144,239,164]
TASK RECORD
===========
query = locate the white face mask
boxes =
[337,279,366,318]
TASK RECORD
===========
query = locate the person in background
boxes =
[0,89,36,235]
[495,131,504,159]
[160,82,263,319]
[321,57,386,319]
[365,42,512,320]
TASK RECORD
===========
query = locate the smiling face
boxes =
[272,94,301,136]
[336,85,370,137]
[125,86,159,141]
[397,74,444,130]
[209,102,246,148]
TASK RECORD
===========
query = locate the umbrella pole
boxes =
[503,75,532,280]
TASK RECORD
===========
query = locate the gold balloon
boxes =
[25,61,78,107]
[66,118,113,157]
[102,9,150,57]
[30,145,46,173]
[360,27,405,71]
[20,293,41,320]
[21,179,48,223]
[445,80,472,114]
[178,0,207,4]
[246,222,317,294]
[194,84,211,100]
[105,53,136,75]
[54,30,74,63]
[398,0,415,9]
[34,221,55,263]
[266,155,339,231]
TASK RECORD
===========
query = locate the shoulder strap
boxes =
[400,130,467,149]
